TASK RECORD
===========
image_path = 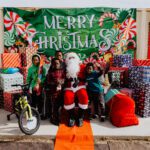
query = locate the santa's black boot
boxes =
[77,108,85,127]
[68,109,75,127]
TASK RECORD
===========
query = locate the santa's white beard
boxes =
[66,59,80,78]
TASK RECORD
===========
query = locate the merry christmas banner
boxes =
[3,7,136,59]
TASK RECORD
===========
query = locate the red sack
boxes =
[107,94,139,127]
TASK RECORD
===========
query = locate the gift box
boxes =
[108,70,126,88]
[133,59,150,66]
[20,67,28,83]
[128,66,150,83]
[0,73,23,92]
[4,90,22,112]
[110,67,129,85]
[1,53,21,68]
[23,46,38,68]
[0,89,4,108]
[129,82,150,117]
[113,54,132,67]
[20,53,27,67]
[120,88,132,97]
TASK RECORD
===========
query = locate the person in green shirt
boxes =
[27,54,46,115]
[86,62,105,122]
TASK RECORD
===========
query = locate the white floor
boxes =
[0,109,150,136]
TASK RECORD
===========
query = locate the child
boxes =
[86,63,105,122]
[55,51,65,69]
[27,54,46,115]
[45,58,65,125]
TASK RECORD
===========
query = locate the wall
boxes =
[136,9,150,59]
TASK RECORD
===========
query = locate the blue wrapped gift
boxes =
[128,66,150,83]
[113,54,132,67]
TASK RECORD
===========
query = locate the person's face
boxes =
[86,66,93,74]
[33,57,40,66]
[56,52,63,60]
[53,60,61,69]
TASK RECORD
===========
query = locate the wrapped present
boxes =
[0,73,23,92]
[0,89,4,108]
[110,67,129,85]
[4,90,22,112]
[20,53,27,67]
[133,59,150,66]
[1,53,21,68]
[113,54,132,67]
[23,46,38,68]
[120,88,132,97]
[128,66,150,83]
[129,82,150,117]
[108,70,126,88]
[20,67,28,83]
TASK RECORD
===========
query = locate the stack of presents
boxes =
[0,46,38,112]
[108,54,150,118]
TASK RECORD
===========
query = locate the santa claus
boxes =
[64,52,88,127]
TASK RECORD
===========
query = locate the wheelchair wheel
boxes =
[18,107,40,135]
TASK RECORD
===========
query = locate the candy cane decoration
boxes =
[126,39,136,48]
[99,12,117,27]
[22,22,36,39]
[4,11,25,36]
[98,50,104,56]
[90,52,99,58]
[116,9,132,19]
[115,37,127,50]
[4,31,15,46]
[119,17,136,39]
[83,57,96,64]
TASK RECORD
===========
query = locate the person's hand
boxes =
[37,78,41,84]
[57,79,64,85]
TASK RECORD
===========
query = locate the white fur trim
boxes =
[78,103,88,109]
[65,85,86,93]
[64,103,75,110]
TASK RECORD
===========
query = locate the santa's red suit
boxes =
[64,53,88,111]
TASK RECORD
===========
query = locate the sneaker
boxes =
[100,116,106,122]
[93,114,99,119]
[77,118,84,127]
[68,118,75,127]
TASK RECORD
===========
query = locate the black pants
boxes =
[88,91,105,117]
[45,91,62,122]
[31,91,43,114]
[44,91,51,118]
